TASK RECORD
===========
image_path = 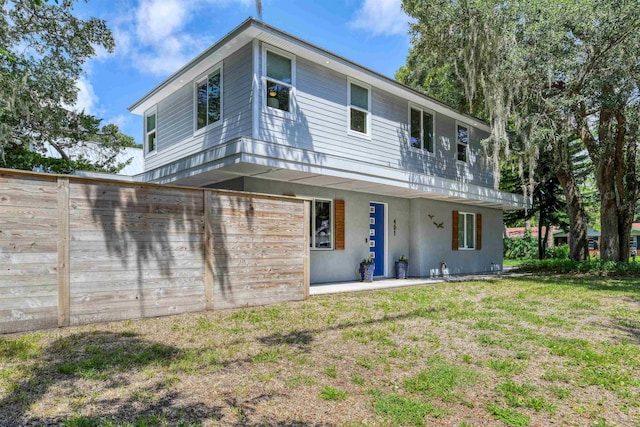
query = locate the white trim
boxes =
[251,39,260,139]
[369,201,388,277]
[262,43,296,120]
[408,102,436,155]
[457,211,476,250]
[455,120,470,163]
[193,62,224,135]
[347,77,371,138]
[310,197,334,251]
[144,106,158,157]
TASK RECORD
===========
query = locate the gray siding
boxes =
[145,42,253,171]
[257,46,495,188]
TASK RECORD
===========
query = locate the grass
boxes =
[1,275,640,426]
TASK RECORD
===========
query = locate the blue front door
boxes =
[369,202,385,276]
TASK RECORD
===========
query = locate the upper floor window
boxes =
[310,198,333,250]
[348,80,370,136]
[265,49,293,113]
[410,106,434,153]
[145,109,157,154]
[196,67,222,130]
[457,123,468,162]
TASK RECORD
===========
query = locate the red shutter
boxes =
[452,210,459,251]
[476,213,482,250]
[334,199,345,250]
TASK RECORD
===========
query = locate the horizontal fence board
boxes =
[0,238,58,253]
[70,300,207,326]
[70,268,203,282]
[0,284,57,298]
[0,308,58,334]
[69,220,204,233]
[0,294,58,310]
[0,252,58,265]
[70,231,203,243]
[70,277,204,293]
[214,284,305,310]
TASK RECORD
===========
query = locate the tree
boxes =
[0,0,134,174]
[402,0,640,261]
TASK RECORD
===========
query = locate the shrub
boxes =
[545,245,569,259]
[517,258,640,276]
[504,236,538,259]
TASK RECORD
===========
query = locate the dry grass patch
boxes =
[1,276,639,426]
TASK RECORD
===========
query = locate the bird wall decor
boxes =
[428,214,444,228]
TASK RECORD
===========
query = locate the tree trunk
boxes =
[555,139,589,261]
[538,208,546,260]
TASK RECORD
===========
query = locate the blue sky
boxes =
[72,0,412,145]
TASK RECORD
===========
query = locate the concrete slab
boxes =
[309,270,526,296]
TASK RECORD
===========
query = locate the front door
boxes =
[369,202,385,276]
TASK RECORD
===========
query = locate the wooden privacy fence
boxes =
[0,169,309,334]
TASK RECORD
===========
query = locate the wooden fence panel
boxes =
[0,169,309,333]
[0,174,59,333]
[206,193,306,310]
[68,181,206,326]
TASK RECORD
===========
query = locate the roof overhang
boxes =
[128,19,491,132]
[136,137,528,210]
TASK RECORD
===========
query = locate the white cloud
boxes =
[349,0,409,37]
[110,0,254,77]
[73,77,99,114]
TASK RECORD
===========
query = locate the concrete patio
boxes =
[309,270,521,296]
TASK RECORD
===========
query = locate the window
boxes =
[196,68,222,130]
[457,123,468,162]
[310,199,333,249]
[145,109,157,154]
[265,49,293,113]
[410,106,434,152]
[348,80,370,136]
[457,212,475,249]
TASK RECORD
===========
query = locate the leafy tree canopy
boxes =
[0,0,135,174]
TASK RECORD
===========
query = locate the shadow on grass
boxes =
[0,331,223,426]
[257,306,442,353]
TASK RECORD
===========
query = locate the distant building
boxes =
[40,141,144,180]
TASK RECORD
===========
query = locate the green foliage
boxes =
[319,386,346,401]
[485,404,530,427]
[0,0,135,174]
[371,391,448,426]
[404,356,477,400]
[503,236,538,259]
[545,245,569,260]
[518,259,640,276]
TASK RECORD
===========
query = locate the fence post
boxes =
[303,200,310,299]
[204,191,214,310]
[57,178,70,327]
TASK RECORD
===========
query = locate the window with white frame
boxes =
[410,106,434,152]
[457,212,475,249]
[348,81,370,135]
[195,67,222,130]
[145,109,157,154]
[310,199,333,249]
[265,49,293,113]
[457,123,468,162]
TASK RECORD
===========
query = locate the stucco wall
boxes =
[242,177,503,283]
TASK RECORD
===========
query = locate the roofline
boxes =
[128,18,490,129]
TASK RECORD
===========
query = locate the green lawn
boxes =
[1,276,639,426]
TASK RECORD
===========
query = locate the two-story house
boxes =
[129,18,527,284]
